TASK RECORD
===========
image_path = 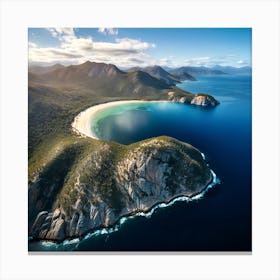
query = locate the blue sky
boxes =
[28,28,251,68]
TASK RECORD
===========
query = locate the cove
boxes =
[90,101,218,145]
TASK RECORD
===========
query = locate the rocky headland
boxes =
[29,136,213,241]
[168,91,219,107]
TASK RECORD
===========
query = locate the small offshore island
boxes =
[28,61,220,243]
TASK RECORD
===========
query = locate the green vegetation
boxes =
[167,88,194,103]
[49,138,141,216]
[28,62,215,229]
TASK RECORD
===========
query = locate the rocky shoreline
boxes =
[167,91,220,107]
[29,136,217,242]
[29,169,218,244]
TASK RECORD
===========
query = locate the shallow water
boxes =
[29,74,252,251]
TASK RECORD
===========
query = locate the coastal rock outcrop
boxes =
[190,94,220,107]
[29,136,213,242]
[168,91,219,107]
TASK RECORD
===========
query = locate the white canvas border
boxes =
[0,0,279,279]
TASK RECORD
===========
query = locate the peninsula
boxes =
[29,136,214,241]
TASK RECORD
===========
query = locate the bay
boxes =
[29,74,252,251]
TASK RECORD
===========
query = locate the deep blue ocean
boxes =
[29,74,252,251]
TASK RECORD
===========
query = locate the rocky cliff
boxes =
[190,94,220,107]
[167,91,219,107]
[29,136,213,242]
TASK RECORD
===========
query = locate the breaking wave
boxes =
[38,166,220,251]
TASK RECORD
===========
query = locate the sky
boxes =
[28,28,251,68]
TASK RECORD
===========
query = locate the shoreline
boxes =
[71,99,169,140]
[38,99,222,247]
[29,169,219,247]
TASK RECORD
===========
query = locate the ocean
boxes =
[29,74,252,251]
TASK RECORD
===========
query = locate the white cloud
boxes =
[29,47,82,63]
[47,28,59,38]
[183,56,250,68]
[61,37,94,51]
[29,28,157,67]
[28,42,37,48]
[184,57,211,66]
[28,29,251,68]
[98,28,118,35]
[59,37,155,55]
[92,38,155,54]
[48,28,75,37]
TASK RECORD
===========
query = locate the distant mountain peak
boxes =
[28,63,65,75]
[81,60,93,65]
[133,65,184,85]
[169,66,226,76]
[144,65,164,70]
[211,65,252,74]
[52,63,64,67]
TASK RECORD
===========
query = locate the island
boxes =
[28,61,219,242]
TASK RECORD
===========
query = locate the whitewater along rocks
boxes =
[29,136,214,242]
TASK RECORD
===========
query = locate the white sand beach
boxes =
[71,100,159,139]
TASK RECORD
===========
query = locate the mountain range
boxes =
[126,65,187,85]
[28,61,220,155]
[29,61,172,97]
[167,66,226,76]
[29,62,252,91]
[29,63,65,74]
[164,65,251,76]
[211,65,252,74]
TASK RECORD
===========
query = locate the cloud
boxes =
[184,57,211,66]
[91,38,155,55]
[156,57,173,67]
[84,51,153,68]
[48,49,82,58]
[98,28,118,35]
[29,47,82,62]
[48,28,75,38]
[29,28,157,67]
[28,42,37,48]
[184,55,250,67]
[61,37,94,51]
[59,36,155,55]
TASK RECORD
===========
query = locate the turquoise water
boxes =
[91,102,160,140]
[29,74,251,251]
[92,75,251,148]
